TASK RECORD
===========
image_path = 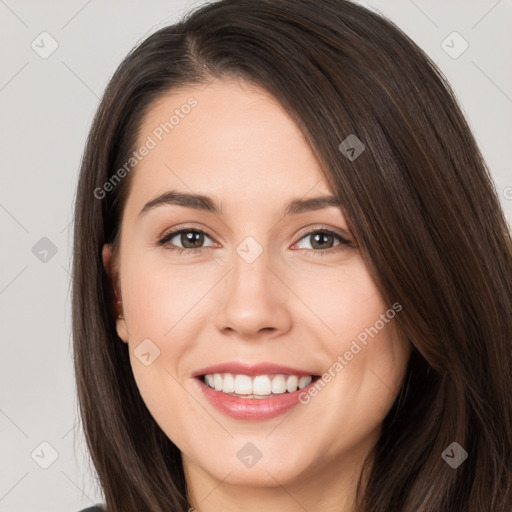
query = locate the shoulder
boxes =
[77,506,104,512]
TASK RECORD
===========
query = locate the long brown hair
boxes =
[72,1,512,510]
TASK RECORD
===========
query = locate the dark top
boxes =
[78,506,104,512]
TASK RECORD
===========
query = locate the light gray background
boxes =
[1,1,511,511]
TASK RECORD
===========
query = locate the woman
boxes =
[72,0,512,511]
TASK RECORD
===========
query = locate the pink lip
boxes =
[193,376,318,421]
[191,361,317,378]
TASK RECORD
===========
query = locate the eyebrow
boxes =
[137,190,342,218]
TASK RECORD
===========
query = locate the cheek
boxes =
[291,260,391,344]
[303,324,409,461]
[327,320,409,423]
[121,251,209,338]
[128,357,193,448]
[330,297,408,401]
[120,254,215,418]
[299,264,409,421]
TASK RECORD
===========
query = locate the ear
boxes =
[102,244,129,343]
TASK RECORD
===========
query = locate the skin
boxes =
[103,77,411,512]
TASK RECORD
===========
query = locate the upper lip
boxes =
[192,362,319,378]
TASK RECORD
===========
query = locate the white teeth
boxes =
[214,373,223,391]
[222,373,235,393]
[286,375,299,393]
[202,373,315,396]
[271,375,287,394]
[298,376,312,389]
[253,375,272,395]
[234,374,253,395]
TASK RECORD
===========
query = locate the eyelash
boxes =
[157,226,352,257]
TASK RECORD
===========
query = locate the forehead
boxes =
[126,78,332,213]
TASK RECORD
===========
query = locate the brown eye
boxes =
[158,228,216,252]
[294,229,350,252]
[179,230,205,249]
[309,232,336,250]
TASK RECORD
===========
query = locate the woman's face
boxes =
[103,78,410,494]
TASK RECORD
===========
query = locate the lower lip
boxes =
[194,377,316,421]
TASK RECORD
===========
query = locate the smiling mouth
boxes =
[198,373,321,399]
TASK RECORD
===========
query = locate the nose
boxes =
[214,248,292,340]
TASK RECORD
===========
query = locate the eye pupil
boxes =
[182,230,204,248]
[311,232,333,249]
